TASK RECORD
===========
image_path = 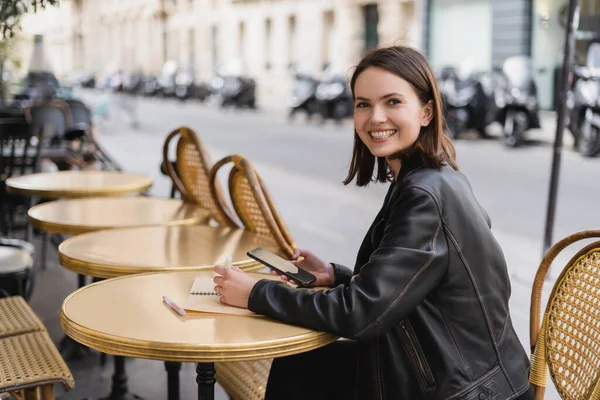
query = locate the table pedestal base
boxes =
[99,356,144,400]
[165,361,181,400]
[196,362,216,400]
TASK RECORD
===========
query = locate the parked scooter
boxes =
[568,43,600,157]
[438,61,495,139]
[141,75,162,97]
[315,66,353,123]
[495,56,541,147]
[174,70,194,101]
[211,75,257,109]
[288,65,319,121]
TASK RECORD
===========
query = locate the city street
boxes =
[42,90,600,399]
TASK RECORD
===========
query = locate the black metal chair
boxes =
[64,99,122,171]
[24,100,72,142]
[0,119,42,235]
[0,238,35,301]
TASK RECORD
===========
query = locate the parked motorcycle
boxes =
[315,67,353,123]
[568,43,600,157]
[211,74,257,109]
[288,66,319,121]
[141,75,162,97]
[174,70,194,101]
[438,62,496,139]
[495,56,541,147]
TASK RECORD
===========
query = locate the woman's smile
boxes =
[369,129,397,141]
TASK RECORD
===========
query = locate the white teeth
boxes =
[369,129,396,139]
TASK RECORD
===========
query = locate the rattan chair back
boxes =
[530,229,600,400]
[162,127,237,227]
[209,155,295,259]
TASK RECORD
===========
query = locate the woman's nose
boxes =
[370,106,387,123]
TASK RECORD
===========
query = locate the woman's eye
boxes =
[355,102,369,108]
[388,98,401,105]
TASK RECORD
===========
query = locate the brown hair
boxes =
[344,46,458,186]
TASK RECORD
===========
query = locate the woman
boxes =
[213,46,532,400]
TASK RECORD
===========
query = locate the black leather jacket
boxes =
[249,159,531,400]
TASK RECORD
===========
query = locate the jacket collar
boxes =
[394,153,426,184]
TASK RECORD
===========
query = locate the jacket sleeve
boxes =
[331,263,353,287]
[248,186,449,340]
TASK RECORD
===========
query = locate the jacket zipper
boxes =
[397,321,436,393]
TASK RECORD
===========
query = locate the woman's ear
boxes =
[421,100,434,127]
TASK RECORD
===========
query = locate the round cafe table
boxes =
[61,271,338,400]
[58,225,280,400]
[28,197,208,235]
[58,225,280,278]
[5,170,153,198]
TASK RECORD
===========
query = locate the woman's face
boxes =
[353,67,433,159]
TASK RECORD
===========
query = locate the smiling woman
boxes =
[345,46,457,186]
[213,46,533,400]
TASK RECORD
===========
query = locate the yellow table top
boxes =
[58,225,280,278]
[28,197,208,235]
[61,271,338,362]
[5,171,153,198]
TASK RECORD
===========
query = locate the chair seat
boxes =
[0,331,75,393]
[0,296,45,338]
[216,360,272,400]
[0,247,33,275]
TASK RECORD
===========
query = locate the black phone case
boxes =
[246,251,317,287]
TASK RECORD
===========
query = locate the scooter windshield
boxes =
[503,56,532,89]
[587,43,600,75]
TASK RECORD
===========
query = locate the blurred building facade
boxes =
[422,0,600,110]
[18,0,599,110]
[18,0,425,107]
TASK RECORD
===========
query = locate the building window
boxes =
[265,18,272,70]
[212,25,219,73]
[322,10,334,70]
[239,21,246,65]
[363,3,379,53]
[287,15,296,69]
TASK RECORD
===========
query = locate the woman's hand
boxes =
[213,265,259,309]
[273,248,335,287]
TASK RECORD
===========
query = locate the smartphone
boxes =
[246,247,317,287]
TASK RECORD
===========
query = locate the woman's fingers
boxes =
[269,270,289,281]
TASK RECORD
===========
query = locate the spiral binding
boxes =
[190,291,221,296]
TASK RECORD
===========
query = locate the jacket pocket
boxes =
[396,320,436,393]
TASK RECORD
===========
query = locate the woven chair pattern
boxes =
[0,297,45,338]
[230,172,274,239]
[162,127,237,227]
[545,249,600,399]
[0,331,75,393]
[209,155,298,400]
[530,230,600,400]
[213,155,294,258]
[215,359,272,400]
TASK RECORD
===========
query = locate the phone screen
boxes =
[247,247,316,286]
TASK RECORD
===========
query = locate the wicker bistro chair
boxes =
[162,127,238,227]
[208,155,297,400]
[0,296,44,338]
[529,229,600,400]
[0,296,74,399]
[209,154,296,260]
[0,331,75,399]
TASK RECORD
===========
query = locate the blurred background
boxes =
[1,0,600,399]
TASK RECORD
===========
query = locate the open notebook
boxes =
[184,275,256,316]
